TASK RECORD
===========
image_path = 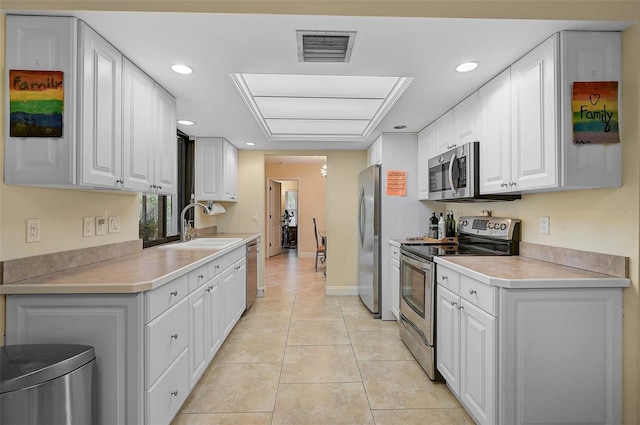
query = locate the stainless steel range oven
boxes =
[399,216,520,381]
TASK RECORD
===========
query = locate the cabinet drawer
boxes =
[146,298,189,387]
[146,274,188,322]
[207,257,223,276]
[460,275,497,316]
[437,265,460,294]
[145,348,189,425]
[189,264,209,292]
[221,246,245,270]
[390,245,400,261]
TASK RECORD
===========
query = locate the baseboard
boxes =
[297,252,315,259]
[325,285,359,296]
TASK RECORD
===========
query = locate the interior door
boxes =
[268,181,282,257]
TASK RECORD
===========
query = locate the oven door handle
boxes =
[401,254,432,272]
[448,153,457,195]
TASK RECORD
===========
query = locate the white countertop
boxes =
[434,255,630,289]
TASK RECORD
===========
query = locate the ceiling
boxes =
[17,11,633,151]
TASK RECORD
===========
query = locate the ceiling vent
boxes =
[296,30,356,63]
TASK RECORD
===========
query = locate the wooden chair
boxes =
[313,218,326,272]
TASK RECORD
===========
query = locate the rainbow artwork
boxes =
[572,81,619,145]
[9,70,64,138]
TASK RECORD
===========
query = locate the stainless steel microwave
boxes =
[427,141,520,202]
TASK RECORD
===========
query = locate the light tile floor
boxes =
[172,250,474,425]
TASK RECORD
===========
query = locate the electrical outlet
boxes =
[26,218,40,243]
[95,216,106,236]
[540,216,550,235]
[83,217,95,238]
[108,216,120,234]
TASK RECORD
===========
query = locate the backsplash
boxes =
[520,241,628,278]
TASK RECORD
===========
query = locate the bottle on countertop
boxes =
[446,210,456,237]
[438,212,445,240]
[445,211,452,237]
[429,212,439,239]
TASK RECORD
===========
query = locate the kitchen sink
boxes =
[159,238,243,250]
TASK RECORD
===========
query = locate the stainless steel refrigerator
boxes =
[358,164,381,317]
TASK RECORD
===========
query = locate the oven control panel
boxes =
[457,216,520,240]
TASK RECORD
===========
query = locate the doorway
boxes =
[264,155,327,260]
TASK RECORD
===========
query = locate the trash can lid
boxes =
[0,344,95,393]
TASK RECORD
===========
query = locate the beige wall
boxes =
[1,2,639,423]
[266,160,326,257]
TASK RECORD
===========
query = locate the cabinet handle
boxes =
[205,286,212,292]
[215,265,220,270]
[458,305,464,310]
[170,333,179,340]
[441,275,448,280]
[509,182,517,186]
[469,289,477,295]
[450,301,457,306]
[115,179,124,184]
[171,390,179,397]
[170,290,178,296]
[198,274,205,279]
[500,183,508,187]
[157,185,162,190]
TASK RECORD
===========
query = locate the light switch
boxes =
[83,217,95,238]
[95,216,106,236]
[108,216,120,234]
[26,218,40,243]
[540,216,550,235]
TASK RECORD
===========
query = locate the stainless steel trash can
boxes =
[1,344,96,425]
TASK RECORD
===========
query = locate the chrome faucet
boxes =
[180,195,214,241]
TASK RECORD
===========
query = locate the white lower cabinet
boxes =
[437,285,497,425]
[436,263,623,425]
[389,243,400,320]
[5,243,251,425]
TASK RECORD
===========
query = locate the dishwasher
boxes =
[246,239,258,310]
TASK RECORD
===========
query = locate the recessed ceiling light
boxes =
[177,119,195,126]
[455,61,479,73]
[394,124,407,130]
[171,64,193,75]
[245,142,256,146]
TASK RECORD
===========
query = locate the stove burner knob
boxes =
[500,223,507,230]
[487,222,494,229]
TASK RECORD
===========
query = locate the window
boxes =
[139,131,194,248]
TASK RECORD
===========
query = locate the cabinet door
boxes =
[390,255,400,320]
[122,59,155,192]
[221,265,236,337]
[207,275,223,361]
[5,16,77,186]
[479,70,512,194]
[195,137,224,200]
[233,258,247,320]
[223,140,238,201]
[454,92,480,145]
[510,34,558,191]
[154,85,178,195]
[417,125,436,200]
[435,110,455,153]
[436,285,460,396]
[78,22,123,188]
[188,284,208,386]
[460,300,497,425]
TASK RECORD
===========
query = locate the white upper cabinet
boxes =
[480,31,621,195]
[435,110,455,153]
[453,92,480,147]
[510,33,559,192]
[122,59,177,195]
[5,15,177,193]
[479,70,512,194]
[78,22,123,188]
[123,59,155,192]
[367,136,382,166]
[417,125,436,200]
[152,85,178,195]
[5,16,78,185]
[195,137,238,202]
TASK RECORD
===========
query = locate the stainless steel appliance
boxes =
[358,164,381,317]
[246,239,258,310]
[399,216,520,380]
[428,141,520,202]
